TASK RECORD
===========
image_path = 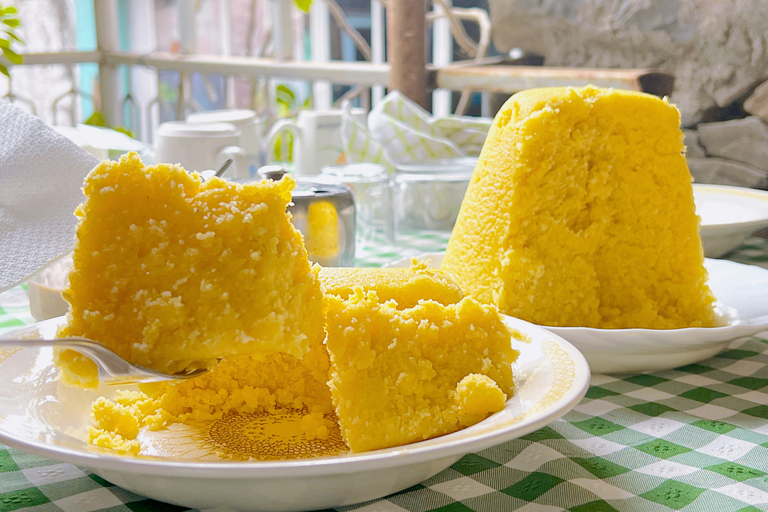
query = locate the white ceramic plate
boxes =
[386,253,768,374]
[695,184,768,257]
[0,316,589,512]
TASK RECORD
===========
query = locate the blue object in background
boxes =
[74,0,97,121]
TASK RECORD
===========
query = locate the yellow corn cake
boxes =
[88,343,336,457]
[442,86,717,329]
[59,152,325,379]
[319,261,463,308]
[88,264,486,456]
[324,288,518,452]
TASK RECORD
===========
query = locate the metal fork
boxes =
[0,338,209,385]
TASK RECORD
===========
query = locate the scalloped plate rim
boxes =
[0,315,590,479]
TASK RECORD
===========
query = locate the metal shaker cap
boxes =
[291,178,356,267]
[257,165,289,181]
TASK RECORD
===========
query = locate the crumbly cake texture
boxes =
[90,265,517,456]
[319,261,463,309]
[324,289,518,452]
[441,85,717,329]
[89,345,335,455]
[58,152,325,379]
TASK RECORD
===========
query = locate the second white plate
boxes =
[695,184,768,257]
[385,253,768,373]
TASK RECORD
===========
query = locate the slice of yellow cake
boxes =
[442,86,717,329]
[319,261,463,308]
[59,152,325,379]
[324,288,518,452]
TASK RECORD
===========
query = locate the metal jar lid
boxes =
[394,157,478,181]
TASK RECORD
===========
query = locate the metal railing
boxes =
[0,1,672,142]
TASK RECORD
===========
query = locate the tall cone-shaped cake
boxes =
[441,86,717,329]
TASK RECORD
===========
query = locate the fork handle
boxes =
[0,338,177,384]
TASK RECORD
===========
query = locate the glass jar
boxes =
[320,163,393,249]
[392,157,476,239]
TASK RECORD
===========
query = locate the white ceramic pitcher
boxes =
[264,109,365,175]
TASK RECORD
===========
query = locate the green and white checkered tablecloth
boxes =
[1,237,767,512]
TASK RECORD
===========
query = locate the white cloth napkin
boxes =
[341,91,492,172]
[0,100,98,292]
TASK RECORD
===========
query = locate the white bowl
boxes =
[695,184,768,257]
[385,253,768,374]
[0,315,589,512]
[27,253,72,322]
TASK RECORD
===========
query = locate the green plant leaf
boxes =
[293,0,311,13]
[112,126,135,139]
[85,111,107,127]
[273,131,294,162]
[2,47,21,64]
[158,82,179,103]
[276,84,296,103]
[0,63,8,78]
[3,18,20,28]
[0,6,19,14]
[0,38,9,49]
[6,32,21,44]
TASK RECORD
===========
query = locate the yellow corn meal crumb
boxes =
[91,397,141,439]
[88,428,141,455]
[324,288,518,452]
[58,152,325,377]
[298,412,332,441]
[442,85,717,329]
[88,346,334,454]
[319,261,464,309]
[146,345,333,426]
[455,374,507,427]
[88,391,155,455]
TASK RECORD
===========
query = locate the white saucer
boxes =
[385,253,768,373]
[0,316,589,512]
[695,184,768,257]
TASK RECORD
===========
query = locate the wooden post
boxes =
[388,0,427,108]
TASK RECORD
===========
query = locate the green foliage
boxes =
[85,111,107,127]
[0,4,23,80]
[85,111,136,139]
[273,84,297,162]
[275,83,296,116]
[271,83,315,162]
[159,81,179,104]
[293,0,312,13]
